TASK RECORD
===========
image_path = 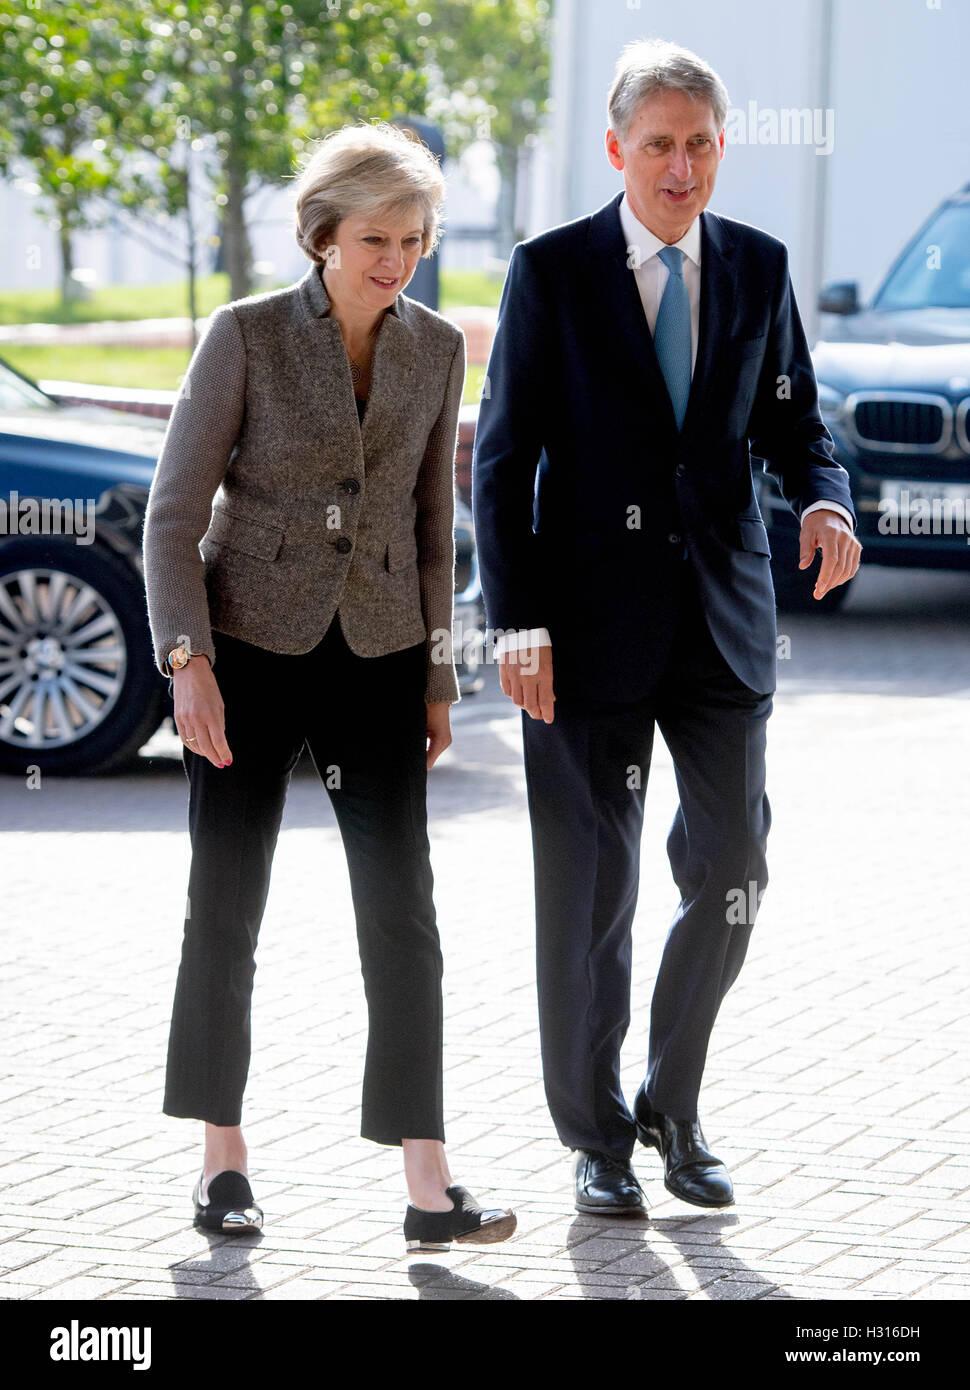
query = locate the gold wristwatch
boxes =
[166,635,200,674]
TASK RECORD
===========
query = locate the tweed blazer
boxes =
[142,261,466,705]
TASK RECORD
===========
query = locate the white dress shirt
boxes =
[494,193,852,656]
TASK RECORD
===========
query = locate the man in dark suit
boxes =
[472,38,861,1213]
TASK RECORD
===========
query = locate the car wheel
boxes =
[0,538,168,777]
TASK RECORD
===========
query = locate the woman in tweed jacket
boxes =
[142,123,514,1250]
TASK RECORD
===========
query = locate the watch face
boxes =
[170,646,189,670]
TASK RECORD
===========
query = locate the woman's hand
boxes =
[425,700,452,770]
[173,656,233,768]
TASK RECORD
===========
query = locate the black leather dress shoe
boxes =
[633,1087,734,1208]
[572,1149,647,1215]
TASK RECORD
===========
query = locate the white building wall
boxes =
[824,0,970,301]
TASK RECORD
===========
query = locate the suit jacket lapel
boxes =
[294,262,415,470]
[680,209,736,439]
[360,309,415,458]
[586,192,678,441]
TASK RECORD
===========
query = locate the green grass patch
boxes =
[0,266,504,327]
[0,274,241,326]
[0,265,496,402]
[439,268,505,310]
[2,345,197,392]
[3,344,486,406]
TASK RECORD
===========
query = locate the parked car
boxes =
[757,181,970,610]
[0,358,483,777]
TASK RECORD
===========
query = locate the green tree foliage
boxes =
[0,1,149,303]
[422,0,552,256]
[1,0,431,306]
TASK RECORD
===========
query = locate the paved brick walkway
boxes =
[1,568,968,1301]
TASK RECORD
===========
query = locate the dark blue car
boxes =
[0,361,483,776]
[758,182,970,610]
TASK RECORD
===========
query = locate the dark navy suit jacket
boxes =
[472,190,856,700]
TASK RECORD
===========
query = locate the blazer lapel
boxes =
[360,308,415,458]
[293,262,415,470]
[679,210,736,439]
[586,193,678,441]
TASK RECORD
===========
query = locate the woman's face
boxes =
[322,209,425,313]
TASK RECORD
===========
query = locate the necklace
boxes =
[346,317,383,385]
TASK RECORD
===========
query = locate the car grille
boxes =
[846,392,952,454]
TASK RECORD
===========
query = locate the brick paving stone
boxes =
[853,1268,942,1295]
[31,1275,137,1300]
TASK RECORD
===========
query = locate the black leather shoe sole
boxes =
[574,1196,646,1216]
[408,1210,518,1252]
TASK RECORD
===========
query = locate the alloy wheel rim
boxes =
[0,567,127,751]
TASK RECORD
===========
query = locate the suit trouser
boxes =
[521,563,773,1159]
[162,617,444,1145]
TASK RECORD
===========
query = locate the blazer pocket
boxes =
[207,509,285,562]
[737,516,772,555]
[385,535,419,572]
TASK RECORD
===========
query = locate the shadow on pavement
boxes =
[168,1228,266,1300]
[564,1211,792,1301]
[406,1261,521,1299]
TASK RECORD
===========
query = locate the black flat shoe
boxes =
[404,1185,517,1252]
[633,1086,734,1208]
[193,1170,263,1233]
[572,1149,647,1215]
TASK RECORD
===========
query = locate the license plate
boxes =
[880,480,970,506]
[877,479,970,538]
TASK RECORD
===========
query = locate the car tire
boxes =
[0,538,168,777]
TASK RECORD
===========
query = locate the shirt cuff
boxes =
[494,627,552,657]
[802,500,854,530]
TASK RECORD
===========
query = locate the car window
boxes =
[0,359,57,410]
[874,203,970,310]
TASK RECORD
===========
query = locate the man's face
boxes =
[606,89,724,244]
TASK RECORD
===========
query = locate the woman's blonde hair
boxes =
[291,121,446,263]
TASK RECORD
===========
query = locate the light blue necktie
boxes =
[653,245,691,430]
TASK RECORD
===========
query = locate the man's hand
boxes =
[798,509,862,600]
[499,645,556,723]
[425,701,452,769]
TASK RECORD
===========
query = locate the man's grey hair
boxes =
[608,38,730,141]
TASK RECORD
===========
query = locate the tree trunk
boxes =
[222,156,253,301]
[494,144,520,261]
[222,22,253,302]
[58,218,77,308]
[184,159,199,352]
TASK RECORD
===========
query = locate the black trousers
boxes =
[522,563,773,1158]
[163,616,444,1145]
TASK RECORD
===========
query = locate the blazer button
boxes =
[674,464,686,477]
[333,537,353,554]
[341,478,360,494]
